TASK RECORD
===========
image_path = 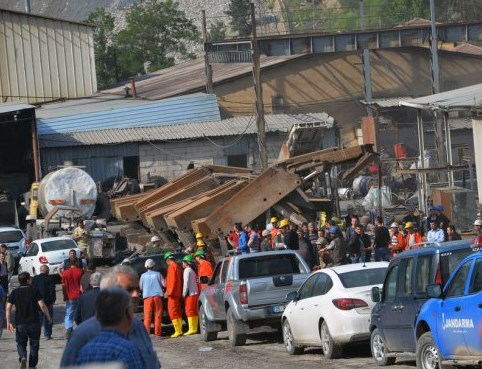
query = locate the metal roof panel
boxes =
[0,102,35,114]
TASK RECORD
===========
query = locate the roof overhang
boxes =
[0,102,35,115]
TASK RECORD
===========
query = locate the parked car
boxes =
[198,250,311,346]
[120,250,186,278]
[282,262,389,359]
[414,249,482,369]
[18,236,80,276]
[369,240,477,366]
[0,226,28,262]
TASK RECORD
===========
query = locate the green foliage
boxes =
[209,21,227,42]
[225,0,252,37]
[86,8,118,87]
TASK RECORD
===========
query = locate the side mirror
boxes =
[371,286,381,302]
[286,291,298,301]
[200,276,210,284]
[426,284,442,298]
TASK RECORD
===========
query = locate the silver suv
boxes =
[0,227,27,260]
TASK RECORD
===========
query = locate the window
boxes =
[299,274,317,300]
[210,262,222,285]
[440,248,474,285]
[271,95,285,114]
[312,273,332,296]
[469,259,482,294]
[238,254,300,279]
[446,260,472,297]
[415,255,432,295]
[220,259,230,283]
[227,154,247,168]
[26,243,38,256]
[383,265,399,302]
[0,230,24,243]
[338,268,387,288]
[42,239,77,252]
[398,258,413,295]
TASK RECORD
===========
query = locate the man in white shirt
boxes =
[426,220,445,243]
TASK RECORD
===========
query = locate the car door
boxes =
[204,261,223,319]
[465,257,482,356]
[303,273,332,345]
[20,242,39,275]
[286,273,318,343]
[395,256,417,351]
[212,259,230,320]
[375,262,400,350]
[437,258,473,357]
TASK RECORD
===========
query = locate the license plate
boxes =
[271,305,285,313]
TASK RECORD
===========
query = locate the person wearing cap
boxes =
[145,235,162,255]
[269,217,280,247]
[322,226,348,265]
[426,219,445,243]
[164,252,183,338]
[472,219,482,246]
[139,259,165,337]
[402,207,421,234]
[403,222,423,250]
[182,255,199,336]
[196,239,216,265]
[260,230,272,251]
[194,250,214,292]
[389,223,406,257]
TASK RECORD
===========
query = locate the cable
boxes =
[202,111,256,149]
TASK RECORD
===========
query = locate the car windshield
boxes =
[0,230,24,243]
[238,254,301,279]
[41,239,77,252]
[338,268,387,288]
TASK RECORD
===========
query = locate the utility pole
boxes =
[251,2,268,170]
[202,10,214,94]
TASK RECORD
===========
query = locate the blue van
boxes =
[414,249,482,369]
[369,240,477,366]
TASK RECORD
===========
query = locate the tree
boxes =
[115,0,200,79]
[225,0,252,37]
[85,8,119,87]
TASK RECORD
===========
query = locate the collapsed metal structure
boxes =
[110,144,376,251]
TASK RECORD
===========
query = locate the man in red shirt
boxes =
[62,258,83,340]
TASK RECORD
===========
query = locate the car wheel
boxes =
[416,332,444,369]
[371,328,396,366]
[199,304,217,342]
[226,307,246,347]
[320,321,342,359]
[282,319,303,355]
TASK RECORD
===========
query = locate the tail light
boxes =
[239,283,248,304]
[39,256,48,264]
[48,199,65,205]
[435,270,442,285]
[332,298,368,310]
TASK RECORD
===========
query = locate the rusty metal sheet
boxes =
[165,180,247,231]
[145,198,196,231]
[204,164,255,174]
[192,167,301,236]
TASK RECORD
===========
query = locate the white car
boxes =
[281,262,389,359]
[18,236,81,276]
[0,226,28,260]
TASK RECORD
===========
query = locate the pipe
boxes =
[24,0,31,13]
[130,78,137,99]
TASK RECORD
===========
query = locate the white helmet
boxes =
[474,219,482,226]
[151,235,161,243]
[145,259,156,268]
[390,222,399,228]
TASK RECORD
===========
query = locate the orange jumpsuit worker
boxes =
[389,222,406,257]
[196,240,216,266]
[164,251,183,338]
[194,250,214,292]
[182,255,199,335]
[403,222,423,251]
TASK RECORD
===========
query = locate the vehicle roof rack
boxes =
[408,242,443,250]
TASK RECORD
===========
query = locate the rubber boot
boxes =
[184,316,198,336]
[170,319,183,338]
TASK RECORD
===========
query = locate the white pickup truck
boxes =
[198,250,311,346]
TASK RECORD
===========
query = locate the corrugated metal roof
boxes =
[361,97,413,108]
[400,83,482,111]
[39,113,334,148]
[0,102,35,114]
[100,55,302,101]
[36,93,221,135]
[452,43,482,56]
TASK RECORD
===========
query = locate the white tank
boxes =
[38,167,97,219]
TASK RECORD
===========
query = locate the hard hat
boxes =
[329,226,339,234]
[390,222,399,228]
[279,219,290,228]
[151,235,161,243]
[404,222,413,229]
[270,217,278,223]
[25,215,36,221]
[261,229,270,237]
[195,232,203,239]
[145,259,156,268]
[194,250,206,258]
[183,254,195,263]
[197,240,206,247]
[474,219,482,226]
[163,251,174,261]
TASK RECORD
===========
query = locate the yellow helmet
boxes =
[195,232,203,239]
[404,222,413,229]
[197,240,206,247]
[270,217,278,223]
[279,219,290,228]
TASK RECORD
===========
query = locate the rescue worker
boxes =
[73,220,92,261]
[196,240,215,265]
[403,222,423,250]
[194,250,214,292]
[145,235,162,255]
[182,255,199,336]
[139,259,165,337]
[389,222,405,257]
[274,219,290,250]
[269,217,279,247]
[322,226,348,265]
[164,252,183,338]
[472,219,482,246]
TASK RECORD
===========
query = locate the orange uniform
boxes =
[404,231,423,251]
[389,232,406,256]
[270,227,279,246]
[197,259,214,292]
[165,261,183,320]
